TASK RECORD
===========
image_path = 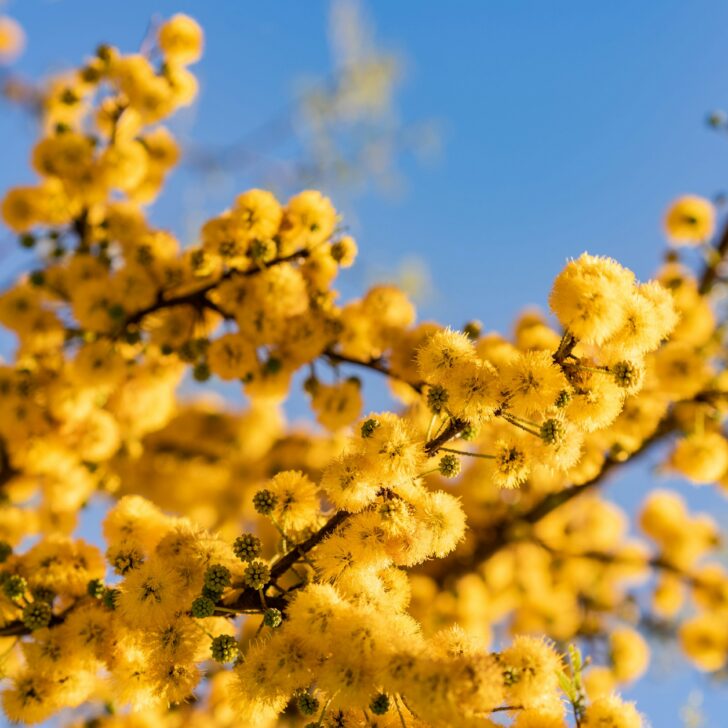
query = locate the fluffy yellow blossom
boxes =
[0,16,24,63]
[0,13,724,728]
[664,194,715,245]
[549,254,635,344]
[582,695,643,728]
[158,14,204,65]
[609,627,649,682]
[266,470,320,532]
[669,431,728,484]
[679,613,728,671]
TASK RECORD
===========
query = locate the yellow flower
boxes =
[680,613,728,671]
[609,627,649,682]
[1,186,40,231]
[502,350,567,416]
[232,188,283,242]
[117,558,186,628]
[669,432,728,485]
[2,672,59,724]
[278,190,337,255]
[310,378,363,431]
[493,437,531,488]
[582,695,643,728]
[321,452,379,512]
[0,16,24,63]
[549,253,635,345]
[664,194,715,245]
[500,636,562,709]
[268,470,320,532]
[158,14,204,66]
[207,332,258,381]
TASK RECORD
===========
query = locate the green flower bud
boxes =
[87,579,105,599]
[102,588,119,610]
[233,533,262,562]
[29,271,45,287]
[462,320,482,340]
[249,238,276,263]
[210,634,239,663]
[243,560,270,590]
[612,360,642,390]
[263,607,283,628]
[253,489,278,516]
[193,362,211,382]
[554,389,571,409]
[438,453,461,478]
[191,596,216,619]
[539,418,565,445]
[427,384,449,414]
[460,422,478,441]
[204,564,231,593]
[3,574,27,600]
[22,601,52,630]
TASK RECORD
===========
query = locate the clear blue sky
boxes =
[1,1,727,725]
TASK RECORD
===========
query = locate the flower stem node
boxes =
[210,634,239,663]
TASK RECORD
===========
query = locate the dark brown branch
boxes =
[270,510,351,581]
[323,350,424,394]
[215,592,287,616]
[0,612,65,638]
[121,249,310,329]
[424,418,469,457]
[699,213,728,294]
[428,417,674,585]
[222,510,351,614]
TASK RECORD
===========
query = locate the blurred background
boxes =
[1,1,727,725]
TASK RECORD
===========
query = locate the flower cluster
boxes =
[0,13,726,728]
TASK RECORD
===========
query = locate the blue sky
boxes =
[1,1,728,725]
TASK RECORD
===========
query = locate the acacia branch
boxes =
[323,350,424,393]
[427,417,674,585]
[120,249,311,329]
[699,212,728,294]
